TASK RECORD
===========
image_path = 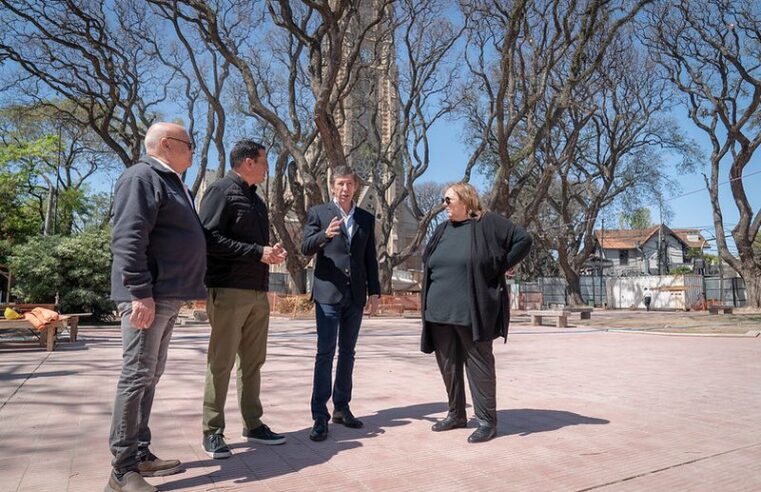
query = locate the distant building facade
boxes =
[594,225,708,276]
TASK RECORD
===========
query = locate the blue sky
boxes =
[140,97,757,257]
[420,109,760,255]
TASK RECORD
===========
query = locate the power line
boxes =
[535,168,761,232]
[666,168,761,201]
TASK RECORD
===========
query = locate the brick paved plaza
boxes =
[1,315,760,491]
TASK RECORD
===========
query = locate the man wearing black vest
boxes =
[198,140,288,459]
[301,165,380,441]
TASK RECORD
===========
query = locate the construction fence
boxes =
[510,274,747,311]
[511,276,608,310]
[265,272,748,315]
[266,291,422,318]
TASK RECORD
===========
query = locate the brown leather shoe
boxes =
[137,451,183,477]
[104,471,157,492]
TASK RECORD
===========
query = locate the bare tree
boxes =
[165,0,389,186]
[142,0,377,293]
[458,0,654,224]
[146,1,235,193]
[411,181,448,243]
[644,0,761,307]
[533,38,693,305]
[0,0,172,167]
[153,0,459,293]
[358,0,463,291]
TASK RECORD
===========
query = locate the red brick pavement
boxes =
[1,317,760,491]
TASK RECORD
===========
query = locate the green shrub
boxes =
[9,229,115,320]
[8,235,60,302]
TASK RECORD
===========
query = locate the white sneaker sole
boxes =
[139,463,184,477]
[243,435,287,445]
[204,449,232,459]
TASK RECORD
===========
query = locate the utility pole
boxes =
[600,217,605,307]
[658,206,664,275]
[53,124,62,235]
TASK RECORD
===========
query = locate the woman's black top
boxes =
[420,212,533,354]
[424,219,472,326]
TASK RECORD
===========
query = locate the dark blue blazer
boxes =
[300,202,381,306]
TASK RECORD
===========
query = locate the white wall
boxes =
[605,275,703,310]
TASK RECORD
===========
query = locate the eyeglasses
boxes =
[165,136,195,152]
[442,196,452,205]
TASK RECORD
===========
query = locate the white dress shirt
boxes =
[151,155,195,209]
[333,198,356,245]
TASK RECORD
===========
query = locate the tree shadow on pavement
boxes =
[160,402,447,490]
[160,403,607,490]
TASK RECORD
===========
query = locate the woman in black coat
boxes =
[421,182,532,443]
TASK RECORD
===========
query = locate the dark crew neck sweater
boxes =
[424,219,472,326]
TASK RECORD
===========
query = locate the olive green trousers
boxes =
[202,288,270,436]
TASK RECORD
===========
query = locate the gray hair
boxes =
[329,165,359,186]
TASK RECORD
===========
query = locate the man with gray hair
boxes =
[301,165,380,441]
[107,122,207,492]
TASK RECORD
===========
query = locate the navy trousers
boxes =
[310,295,364,420]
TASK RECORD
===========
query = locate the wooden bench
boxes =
[1,304,89,350]
[528,310,569,328]
[2,303,57,311]
[566,307,594,320]
[708,305,734,315]
[58,313,90,342]
[0,318,66,351]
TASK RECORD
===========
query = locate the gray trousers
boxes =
[109,300,182,474]
[430,322,497,427]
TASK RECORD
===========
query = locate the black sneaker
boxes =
[203,434,232,459]
[242,424,287,445]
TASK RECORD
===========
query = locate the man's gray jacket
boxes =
[110,156,207,302]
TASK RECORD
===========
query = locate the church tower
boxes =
[336,0,420,274]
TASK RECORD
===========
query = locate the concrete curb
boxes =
[605,328,760,338]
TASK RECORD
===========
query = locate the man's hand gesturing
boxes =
[262,242,288,265]
[325,216,343,239]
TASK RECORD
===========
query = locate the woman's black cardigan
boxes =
[420,212,532,354]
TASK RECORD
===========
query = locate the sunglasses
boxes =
[165,136,195,152]
[442,196,453,205]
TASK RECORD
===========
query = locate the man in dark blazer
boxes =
[301,165,380,441]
